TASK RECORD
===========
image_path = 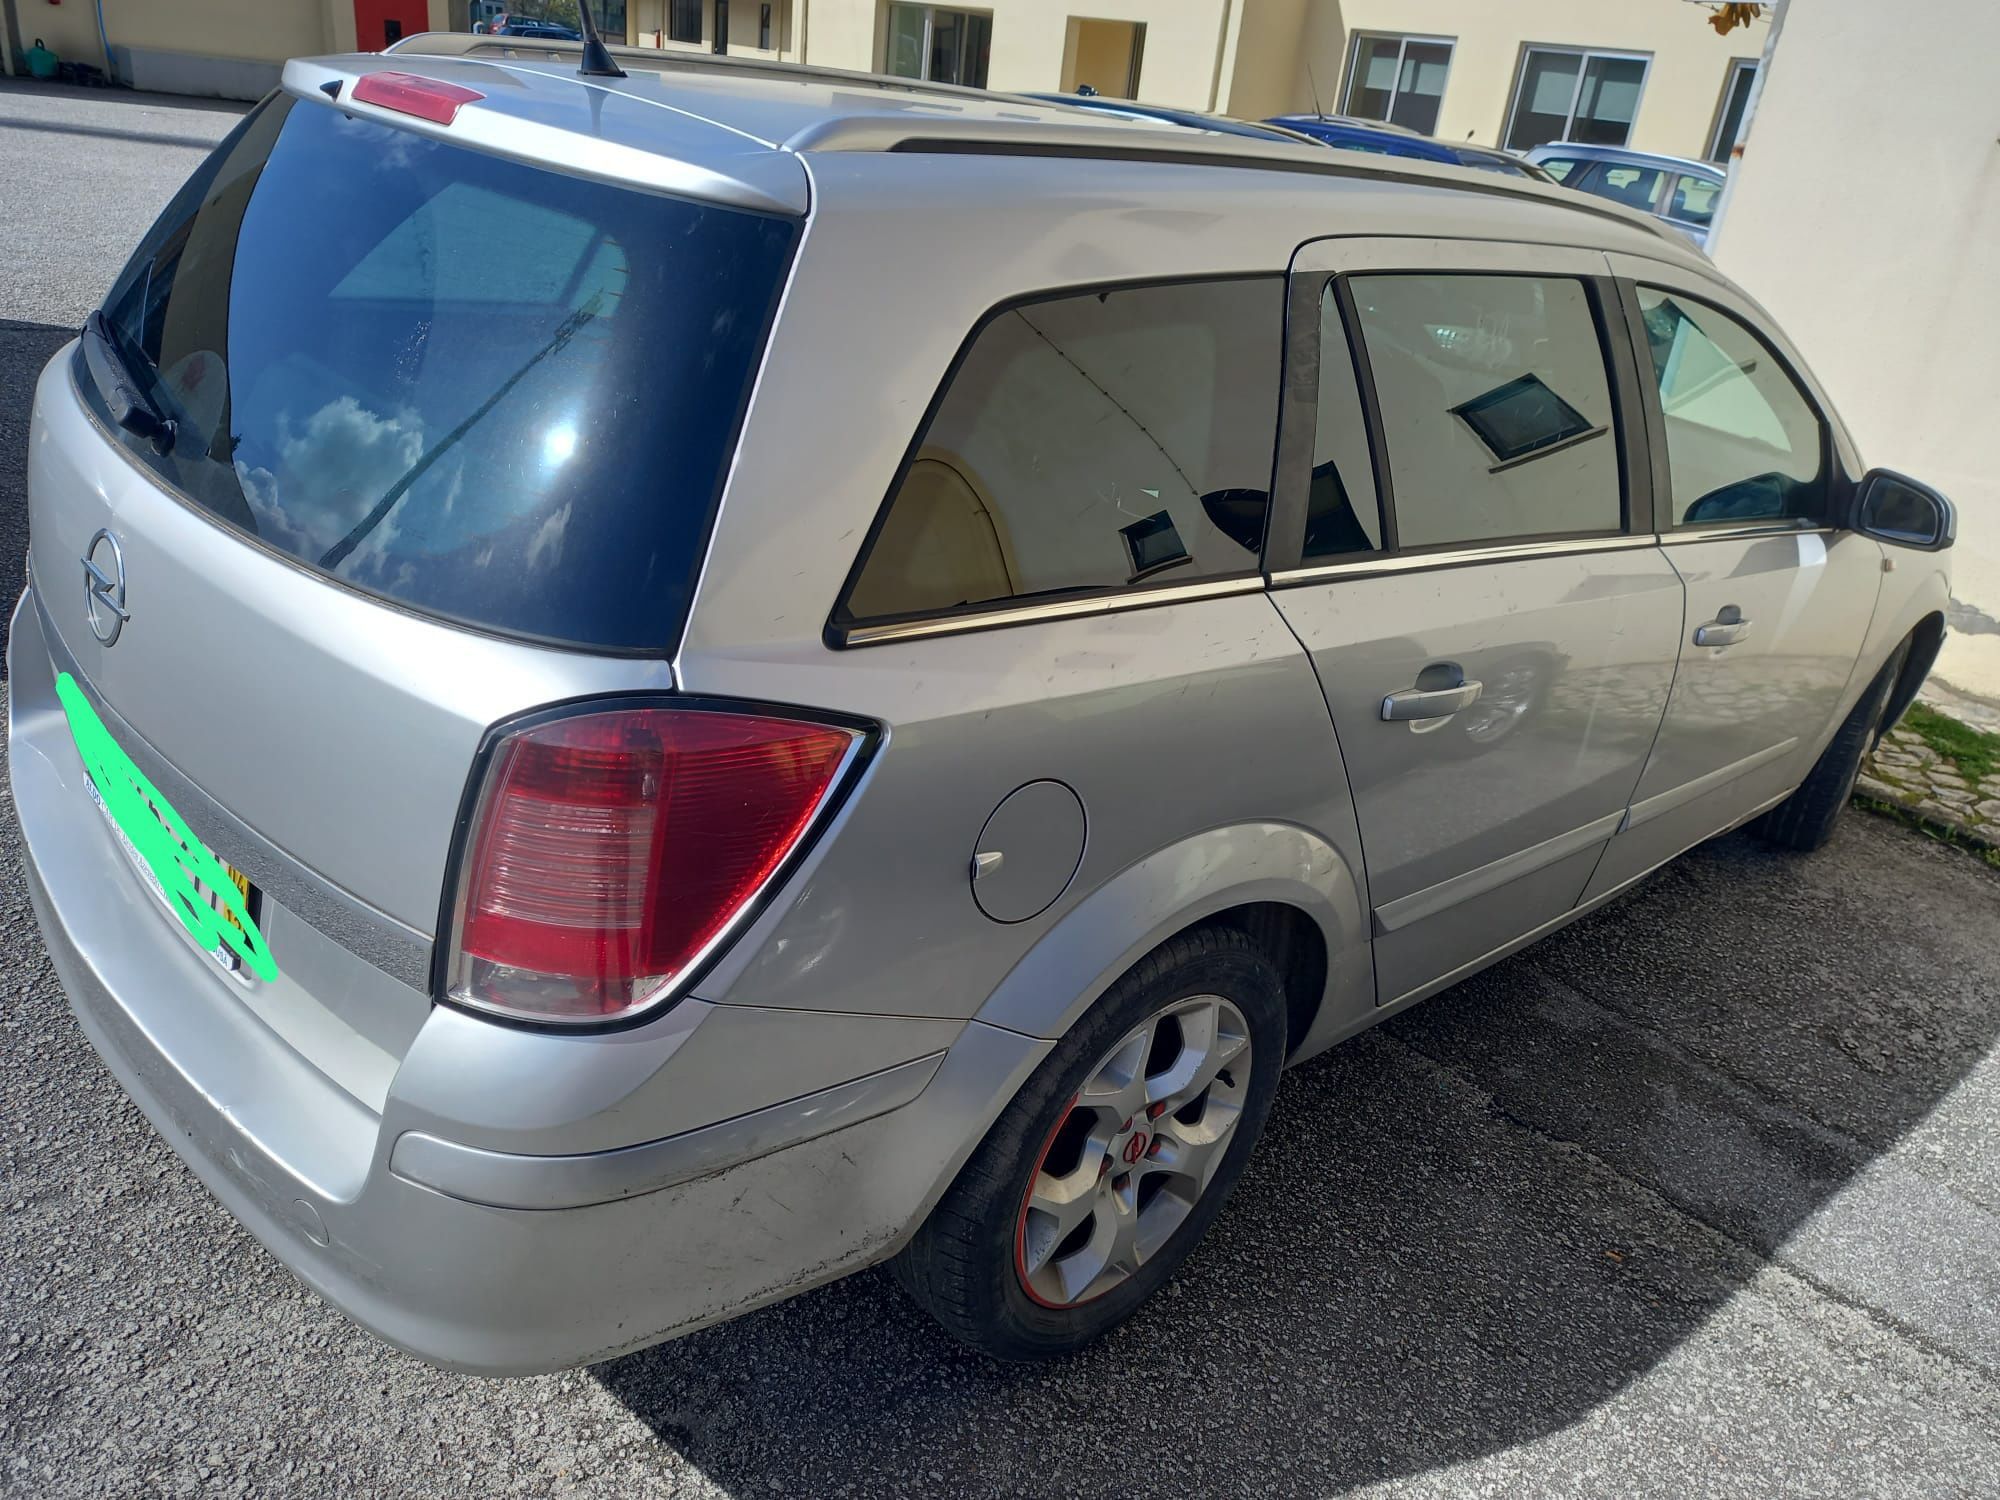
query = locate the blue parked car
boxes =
[1024,95,1320,147]
[1263,114,1460,164]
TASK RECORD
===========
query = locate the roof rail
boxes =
[384,33,1687,251]
[788,115,1687,250]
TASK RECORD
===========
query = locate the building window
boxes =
[759,1,771,47]
[1340,34,1453,136]
[668,0,702,43]
[884,4,991,88]
[596,0,628,37]
[1503,46,1649,152]
[1707,58,1757,162]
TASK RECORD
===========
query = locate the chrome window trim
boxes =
[1659,523,1832,547]
[1270,532,1651,587]
[834,575,1265,647]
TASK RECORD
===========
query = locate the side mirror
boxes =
[1853,468,1956,551]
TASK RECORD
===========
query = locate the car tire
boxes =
[1751,640,1910,853]
[892,924,1287,1361]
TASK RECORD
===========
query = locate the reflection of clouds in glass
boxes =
[525,501,571,573]
[233,394,425,573]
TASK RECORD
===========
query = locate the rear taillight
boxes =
[445,705,858,1025]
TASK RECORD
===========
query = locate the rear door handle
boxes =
[1694,607,1752,648]
[1381,679,1483,722]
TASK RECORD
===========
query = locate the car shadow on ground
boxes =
[595,817,2000,1496]
[1,319,73,678]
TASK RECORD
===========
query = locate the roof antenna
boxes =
[575,0,626,78]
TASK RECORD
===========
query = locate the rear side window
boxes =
[1667,174,1721,227]
[1347,273,1621,548]
[837,278,1283,629]
[1635,287,1825,526]
[1579,162,1667,212]
[88,93,798,652]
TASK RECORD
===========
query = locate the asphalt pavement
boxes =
[4,80,2000,1500]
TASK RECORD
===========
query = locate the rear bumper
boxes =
[8,586,1048,1373]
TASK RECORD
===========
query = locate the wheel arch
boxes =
[969,821,1373,1061]
[1880,609,1947,744]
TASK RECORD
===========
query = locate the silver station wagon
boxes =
[7,35,1956,1373]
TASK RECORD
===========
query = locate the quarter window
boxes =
[1635,288,1825,527]
[1347,274,1621,549]
[838,279,1283,627]
[1303,285,1383,562]
[1504,47,1650,152]
[1341,34,1454,136]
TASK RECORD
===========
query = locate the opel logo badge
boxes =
[81,528,129,647]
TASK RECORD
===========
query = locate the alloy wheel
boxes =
[1015,994,1253,1308]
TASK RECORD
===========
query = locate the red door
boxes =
[354,0,430,50]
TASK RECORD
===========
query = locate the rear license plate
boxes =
[56,672,278,983]
[86,780,259,978]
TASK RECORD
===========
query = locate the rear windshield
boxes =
[86,92,798,652]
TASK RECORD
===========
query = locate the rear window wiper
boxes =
[81,311,175,454]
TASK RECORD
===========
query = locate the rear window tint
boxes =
[1348,273,1621,548]
[88,93,797,652]
[836,278,1283,630]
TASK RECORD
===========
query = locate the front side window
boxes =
[1635,288,1825,527]
[1342,34,1454,135]
[1505,47,1649,152]
[884,4,991,87]
[837,279,1283,628]
[1347,274,1620,549]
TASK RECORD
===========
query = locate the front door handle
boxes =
[1694,605,1752,648]
[1382,678,1483,723]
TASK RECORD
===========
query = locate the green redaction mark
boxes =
[55,672,278,982]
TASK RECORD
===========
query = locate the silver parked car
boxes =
[8,38,1955,1374]
[1524,141,1728,248]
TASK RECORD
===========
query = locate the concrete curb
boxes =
[1855,773,2000,854]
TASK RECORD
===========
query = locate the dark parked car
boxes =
[492,16,583,39]
[1264,114,1460,164]
[1026,95,1322,147]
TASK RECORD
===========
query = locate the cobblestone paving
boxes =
[1861,706,2000,846]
